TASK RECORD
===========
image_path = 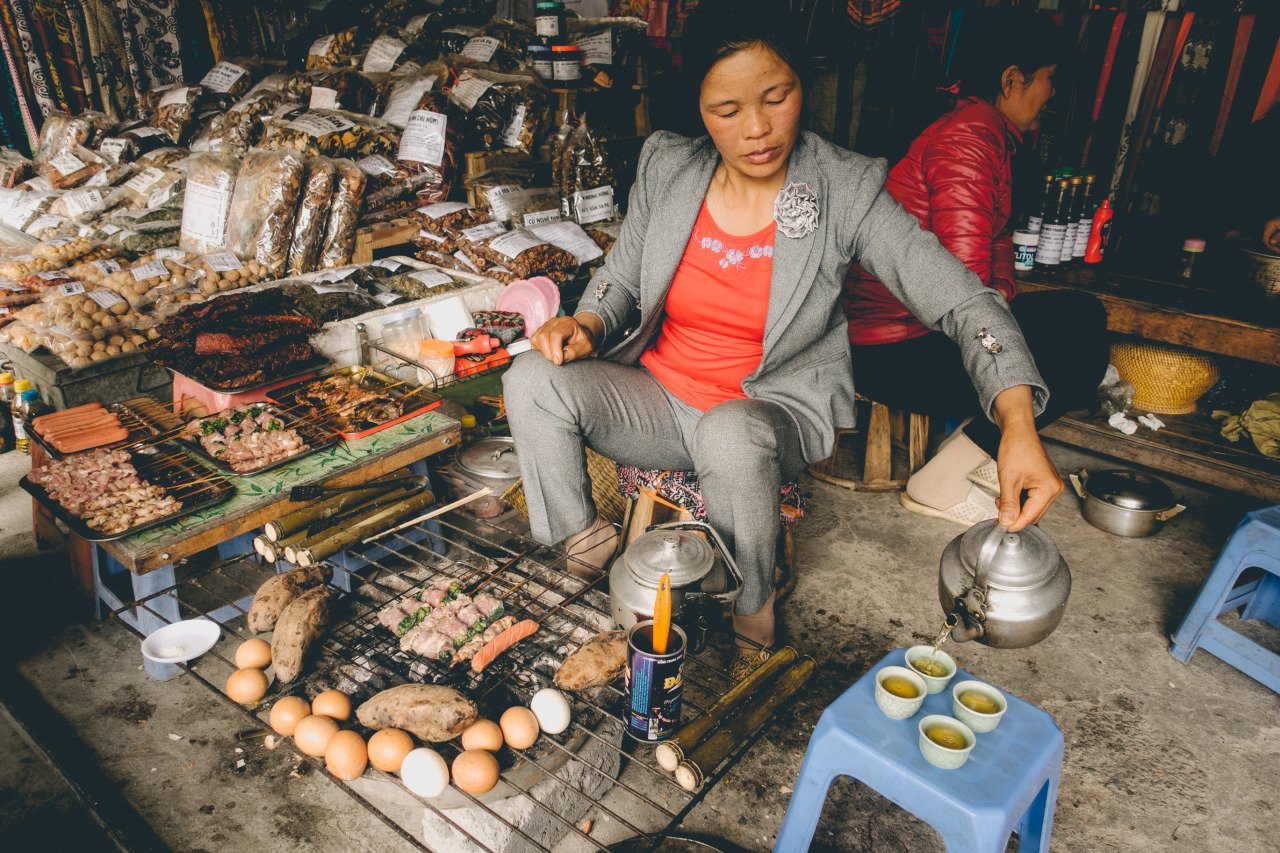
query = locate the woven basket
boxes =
[1110,341,1219,415]
[504,448,627,525]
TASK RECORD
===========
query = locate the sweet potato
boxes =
[271,585,333,683]
[247,565,329,633]
[554,630,628,692]
[355,685,477,742]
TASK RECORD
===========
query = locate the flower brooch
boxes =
[774,181,819,239]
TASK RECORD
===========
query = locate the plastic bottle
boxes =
[1180,238,1206,280]
[1084,200,1114,264]
[11,379,32,453]
[0,372,14,452]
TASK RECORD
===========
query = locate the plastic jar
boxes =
[551,45,582,84]
[1180,238,1206,280]
[416,338,455,388]
[527,45,553,80]
[535,2,565,43]
[380,308,423,361]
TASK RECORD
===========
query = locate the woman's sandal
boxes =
[899,484,997,527]
[730,645,774,682]
[966,458,1000,493]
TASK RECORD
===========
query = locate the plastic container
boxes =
[551,45,583,84]
[1180,238,1206,280]
[528,45,554,80]
[380,307,425,362]
[416,338,456,388]
[535,2,566,43]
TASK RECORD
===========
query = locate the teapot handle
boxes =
[647,520,745,591]
[973,521,1009,586]
[1069,469,1088,500]
[1156,503,1186,522]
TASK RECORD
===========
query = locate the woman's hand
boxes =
[530,313,604,366]
[992,386,1063,531]
[1264,216,1280,253]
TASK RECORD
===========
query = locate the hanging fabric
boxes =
[7,0,58,120]
[81,0,136,119]
[115,0,186,92]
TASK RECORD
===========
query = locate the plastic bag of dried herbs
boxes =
[306,28,358,71]
[148,86,205,145]
[225,150,307,277]
[559,117,617,225]
[317,159,367,269]
[190,91,298,157]
[34,111,115,178]
[446,69,550,154]
[286,158,338,276]
[180,153,239,255]
[376,63,448,129]
[260,110,399,159]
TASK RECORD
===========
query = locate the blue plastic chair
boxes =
[1169,505,1280,693]
[774,650,1063,852]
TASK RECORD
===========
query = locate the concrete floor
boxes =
[0,440,1276,852]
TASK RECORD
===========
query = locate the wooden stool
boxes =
[808,395,929,491]
[617,475,800,601]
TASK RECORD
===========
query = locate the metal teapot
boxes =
[938,519,1071,649]
[609,521,743,631]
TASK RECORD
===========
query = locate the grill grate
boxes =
[113,511,783,852]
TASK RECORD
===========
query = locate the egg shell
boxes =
[235,638,272,669]
[294,715,340,757]
[268,696,311,736]
[499,707,539,750]
[400,748,449,798]
[325,730,368,780]
[225,668,269,705]
[452,749,500,795]
[460,719,504,753]
[311,689,352,721]
[368,729,415,773]
[529,688,571,735]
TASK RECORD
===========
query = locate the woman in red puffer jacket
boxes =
[844,9,1109,527]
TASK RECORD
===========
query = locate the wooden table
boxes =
[80,410,459,677]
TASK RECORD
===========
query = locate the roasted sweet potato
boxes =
[271,585,333,683]
[247,565,328,633]
[554,630,628,692]
[355,684,477,742]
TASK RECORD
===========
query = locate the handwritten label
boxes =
[309,87,339,110]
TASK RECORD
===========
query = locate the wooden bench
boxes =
[1020,268,1280,501]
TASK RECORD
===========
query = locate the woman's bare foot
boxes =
[563,516,620,579]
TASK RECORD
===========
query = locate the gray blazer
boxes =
[578,130,1048,464]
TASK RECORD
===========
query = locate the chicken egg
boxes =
[451,749,500,795]
[499,706,539,750]
[311,689,352,721]
[325,730,368,780]
[368,729,415,773]
[235,638,272,669]
[529,688,571,735]
[400,748,449,798]
[293,714,340,757]
[268,696,311,736]
[225,668,269,705]
[461,719,504,753]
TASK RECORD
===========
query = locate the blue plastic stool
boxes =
[1169,505,1280,692]
[775,650,1063,852]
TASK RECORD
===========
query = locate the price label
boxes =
[461,36,500,63]
[572,185,615,225]
[200,61,248,93]
[159,86,191,108]
[309,87,339,110]
[398,110,447,166]
[50,152,87,175]
[382,76,437,129]
[57,282,86,296]
[363,35,408,73]
[87,290,125,309]
[408,270,455,288]
[202,251,243,272]
[419,201,468,219]
[531,220,603,263]
[131,259,168,280]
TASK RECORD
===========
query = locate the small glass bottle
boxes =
[534,2,566,45]
[1180,238,1206,280]
[0,371,14,452]
[11,379,32,454]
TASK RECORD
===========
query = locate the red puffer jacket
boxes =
[843,98,1021,345]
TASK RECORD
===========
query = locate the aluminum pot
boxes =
[1240,240,1280,300]
[609,521,743,630]
[1069,468,1185,537]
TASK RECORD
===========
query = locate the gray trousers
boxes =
[502,352,804,616]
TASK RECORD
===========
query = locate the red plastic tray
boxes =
[266,367,442,441]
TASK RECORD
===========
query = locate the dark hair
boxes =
[679,0,809,106]
[949,8,1066,104]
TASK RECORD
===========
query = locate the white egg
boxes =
[399,748,449,798]
[529,688,572,735]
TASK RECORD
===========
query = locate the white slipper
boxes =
[899,484,998,527]
[966,458,999,493]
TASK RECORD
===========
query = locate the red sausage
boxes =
[51,426,129,453]
[471,619,539,673]
[32,403,104,430]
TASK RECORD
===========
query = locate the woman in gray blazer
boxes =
[504,0,1063,679]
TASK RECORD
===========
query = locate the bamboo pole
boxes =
[297,490,438,566]
[264,468,414,541]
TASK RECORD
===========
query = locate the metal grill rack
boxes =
[113,510,785,852]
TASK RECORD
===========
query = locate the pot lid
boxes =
[457,437,520,479]
[624,529,715,588]
[956,519,1061,590]
[1084,469,1176,510]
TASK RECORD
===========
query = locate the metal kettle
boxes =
[608,521,743,631]
[938,519,1071,649]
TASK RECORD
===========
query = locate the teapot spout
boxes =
[945,609,985,643]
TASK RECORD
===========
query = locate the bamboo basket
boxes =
[504,448,626,525]
[1110,341,1219,415]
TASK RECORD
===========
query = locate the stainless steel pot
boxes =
[1069,468,1184,538]
[1240,240,1280,300]
[609,521,743,630]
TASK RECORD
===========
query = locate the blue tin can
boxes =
[624,620,686,742]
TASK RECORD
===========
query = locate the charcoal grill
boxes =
[113,511,790,852]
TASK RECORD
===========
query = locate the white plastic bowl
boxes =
[140,618,221,665]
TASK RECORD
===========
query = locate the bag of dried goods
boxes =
[362,28,435,75]
[465,227,578,279]
[45,146,107,190]
[447,69,550,154]
[191,91,297,156]
[286,158,337,276]
[34,112,114,177]
[199,57,262,98]
[31,236,114,267]
[105,162,184,211]
[306,29,357,71]
[307,68,378,114]
[559,118,617,225]
[457,19,533,73]
[180,153,239,255]
[377,64,447,129]
[317,160,367,269]
[464,169,533,220]
[148,86,204,144]
[260,110,399,159]
[97,254,200,308]
[0,148,31,188]
[191,251,268,297]
[226,149,307,277]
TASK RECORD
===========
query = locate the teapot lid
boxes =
[1083,469,1176,511]
[958,519,1060,590]
[624,528,715,588]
